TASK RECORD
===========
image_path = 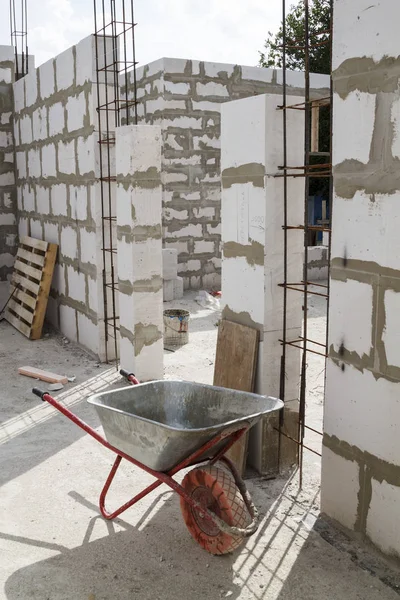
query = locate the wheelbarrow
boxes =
[32,371,283,555]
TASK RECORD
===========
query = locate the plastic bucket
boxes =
[163,309,190,348]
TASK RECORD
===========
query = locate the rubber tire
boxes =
[180,465,251,555]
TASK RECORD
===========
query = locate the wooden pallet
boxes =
[6,236,58,340]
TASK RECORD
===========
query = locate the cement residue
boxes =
[223,240,264,266]
[221,305,263,333]
[221,163,265,189]
[333,56,400,100]
[134,322,162,356]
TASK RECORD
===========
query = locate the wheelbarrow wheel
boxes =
[180,465,250,555]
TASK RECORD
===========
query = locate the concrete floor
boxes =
[1,291,400,599]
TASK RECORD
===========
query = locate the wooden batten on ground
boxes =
[213,319,259,475]
[6,236,58,340]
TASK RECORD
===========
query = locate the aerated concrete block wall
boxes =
[116,124,163,380]
[221,93,304,475]
[12,36,109,356]
[321,0,400,559]
[123,59,330,290]
[0,47,17,282]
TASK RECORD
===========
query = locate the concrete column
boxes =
[116,124,164,381]
[221,93,304,475]
[321,0,400,559]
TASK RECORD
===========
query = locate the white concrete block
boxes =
[77,135,95,176]
[88,276,98,313]
[367,479,400,557]
[58,139,76,175]
[41,143,57,177]
[163,172,188,185]
[162,248,178,280]
[44,221,59,245]
[67,92,85,132]
[146,98,165,114]
[80,229,97,265]
[56,46,74,91]
[321,446,359,531]
[164,81,190,95]
[205,62,235,78]
[70,186,88,221]
[61,226,78,260]
[0,214,16,226]
[164,100,187,112]
[163,279,174,301]
[391,95,400,160]
[32,106,48,140]
[164,207,189,221]
[0,67,12,84]
[16,151,27,179]
[25,72,38,106]
[173,276,184,300]
[75,35,94,86]
[49,102,65,137]
[382,289,400,368]
[28,148,41,179]
[324,361,400,466]
[192,100,220,113]
[197,82,229,98]
[59,304,77,341]
[164,58,186,74]
[165,223,202,238]
[13,79,25,112]
[241,65,273,83]
[222,257,264,328]
[77,312,98,354]
[165,116,202,129]
[36,187,50,214]
[30,220,43,239]
[0,111,11,125]
[53,263,66,296]
[23,185,35,212]
[18,217,28,238]
[51,183,68,216]
[331,192,400,271]
[194,240,215,254]
[20,115,32,145]
[39,59,55,99]
[332,0,400,69]
[67,266,85,303]
[333,92,376,166]
[329,278,373,358]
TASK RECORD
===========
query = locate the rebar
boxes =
[9,0,28,80]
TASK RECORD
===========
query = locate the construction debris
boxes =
[18,366,68,384]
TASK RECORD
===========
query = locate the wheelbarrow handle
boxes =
[32,387,48,400]
[119,369,140,385]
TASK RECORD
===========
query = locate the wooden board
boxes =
[18,366,68,384]
[6,236,58,340]
[213,320,259,475]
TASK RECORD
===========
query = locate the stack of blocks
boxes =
[162,248,184,301]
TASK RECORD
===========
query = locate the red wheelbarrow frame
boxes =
[32,370,256,535]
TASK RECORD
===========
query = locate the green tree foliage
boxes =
[259,0,332,201]
[259,0,331,74]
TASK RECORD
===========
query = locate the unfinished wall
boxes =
[321,0,400,559]
[221,93,304,474]
[12,36,112,357]
[123,59,329,290]
[116,124,163,380]
[0,47,17,282]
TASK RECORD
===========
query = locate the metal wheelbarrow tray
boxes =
[88,379,282,472]
[32,371,283,556]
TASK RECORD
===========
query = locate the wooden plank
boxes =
[10,272,40,296]
[213,320,259,476]
[18,366,68,384]
[7,298,34,324]
[6,311,32,338]
[30,242,58,340]
[20,236,49,252]
[13,258,43,283]
[16,246,46,268]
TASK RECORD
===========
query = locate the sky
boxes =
[1,0,282,69]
